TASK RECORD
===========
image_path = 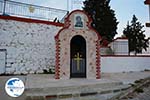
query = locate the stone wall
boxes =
[0,18,62,74]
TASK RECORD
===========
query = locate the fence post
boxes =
[3,0,7,15]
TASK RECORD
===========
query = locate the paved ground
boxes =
[101,71,150,84]
[26,71,150,89]
[0,71,150,100]
[26,74,122,89]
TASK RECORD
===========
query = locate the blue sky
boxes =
[11,0,150,38]
[110,0,150,38]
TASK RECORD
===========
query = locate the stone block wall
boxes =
[0,18,62,74]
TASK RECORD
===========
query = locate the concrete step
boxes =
[25,83,130,100]
[25,74,131,100]
[26,81,123,95]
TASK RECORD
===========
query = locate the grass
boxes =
[134,79,144,84]
[134,87,144,93]
[43,69,55,74]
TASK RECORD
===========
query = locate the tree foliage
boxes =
[83,0,118,44]
[123,15,149,55]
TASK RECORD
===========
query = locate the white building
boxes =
[109,37,129,55]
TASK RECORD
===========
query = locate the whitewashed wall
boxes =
[101,56,150,72]
[0,19,62,74]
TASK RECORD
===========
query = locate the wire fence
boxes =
[0,1,2,14]
[0,0,68,22]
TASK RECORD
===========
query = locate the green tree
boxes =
[83,0,118,45]
[123,15,149,55]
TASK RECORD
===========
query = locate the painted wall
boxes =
[101,56,150,72]
[0,17,62,74]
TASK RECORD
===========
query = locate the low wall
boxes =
[101,55,150,72]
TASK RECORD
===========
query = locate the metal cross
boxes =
[74,52,82,71]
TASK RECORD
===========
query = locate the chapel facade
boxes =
[55,10,101,79]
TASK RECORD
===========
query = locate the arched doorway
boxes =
[70,35,86,78]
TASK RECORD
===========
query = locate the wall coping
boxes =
[112,37,128,42]
[101,55,150,57]
[0,15,64,27]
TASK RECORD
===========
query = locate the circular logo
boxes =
[5,78,25,97]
